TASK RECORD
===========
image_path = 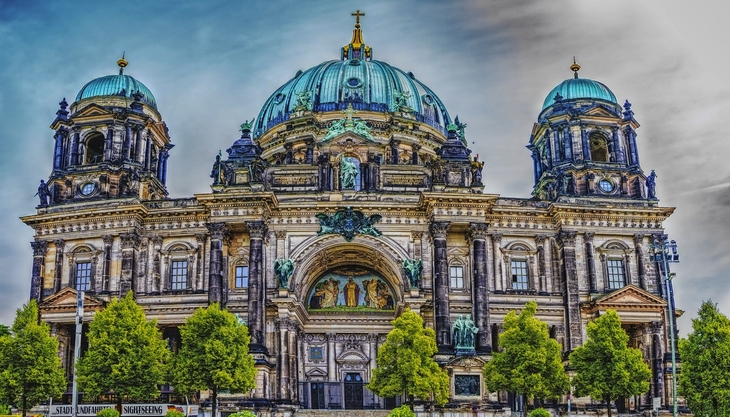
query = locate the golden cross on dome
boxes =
[351,10,365,27]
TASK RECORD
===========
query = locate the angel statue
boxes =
[274,258,296,289]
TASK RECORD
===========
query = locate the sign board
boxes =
[49,404,195,417]
[653,397,661,410]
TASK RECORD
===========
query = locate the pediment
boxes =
[39,287,106,312]
[73,103,113,118]
[305,367,328,378]
[583,105,620,118]
[336,350,368,363]
[581,284,666,316]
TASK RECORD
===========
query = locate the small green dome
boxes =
[542,77,617,111]
[75,74,157,109]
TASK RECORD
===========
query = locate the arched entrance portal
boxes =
[287,238,408,410]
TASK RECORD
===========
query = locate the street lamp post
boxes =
[648,236,679,417]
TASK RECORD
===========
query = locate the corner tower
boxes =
[43,55,173,206]
[528,61,649,202]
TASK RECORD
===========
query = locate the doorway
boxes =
[344,373,364,409]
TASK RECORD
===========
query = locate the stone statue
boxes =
[211,151,225,185]
[402,258,423,289]
[646,170,657,199]
[274,258,295,289]
[455,116,467,145]
[315,206,382,242]
[36,180,51,206]
[470,156,484,185]
[393,90,412,112]
[249,158,266,182]
[452,314,479,355]
[340,157,358,189]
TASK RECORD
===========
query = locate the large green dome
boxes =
[75,73,157,109]
[253,59,452,138]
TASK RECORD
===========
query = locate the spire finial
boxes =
[117,52,128,75]
[342,10,371,60]
[352,9,365,28]
[570,56,581,79]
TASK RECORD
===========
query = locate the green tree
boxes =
[367,309,450,407]
[678,300,730,417]
[483,301,569,411]
[0,301,65,417]
[0,324,9,337]
[76,292,169,413]
[171,303,256,417]
[569,309,651,417]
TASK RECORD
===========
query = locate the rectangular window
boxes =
[511,260,529,290]
[170,260,188,290]
[235,265,249,288]
[449,266,464,289]
[75,262,92,291]
[607,259,626,289]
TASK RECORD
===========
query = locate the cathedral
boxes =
[22,14,677,415]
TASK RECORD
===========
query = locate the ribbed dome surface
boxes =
[254,59,451,138]
[542,77,617,110]
[75,74,157,109]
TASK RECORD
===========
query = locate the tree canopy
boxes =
[569,309,651,417]
[367,309,450,407]
[171,303,256,417]
[0,300,65,417]
[483,301,569,402]
[678,300,730,417]
[76,292,169,412]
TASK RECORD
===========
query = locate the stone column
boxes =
[247,220,268,353]
[557,230,582,351]
[581,127,590,161]
[119,232,140,296]
[135,127,145,164]
[585,232,597,292]
[195,234,207,290]
[327,333,337,382]
[207,223,227,304]
[53,130,65,170]
[150,236,163,293]
[411,144,420,165]
[650,321,664,404]
[389,140,400,164]
[30,241,48,302]
[305,139,314,165]
[284,143,293,164]
[469,223,491,353]
[145,133,152,170]
[430,221,451,350]
[53,239,65,293]
[277,319,291,401]
[124,123,133,161]
[368,334,378,376]
[101,235,114,292]
[535,235,547,294]
[634,234,647,290]
[491,233,503,293]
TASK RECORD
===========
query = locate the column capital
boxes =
[53,239,65,250]
[534,234,547,245]
[246,221,268,239]
[429,221,450,239]
[490,233,503,244]
[120,232,141,249]
[633,233,645,245]
[102,235,115,246]
[206,222,228,240]
[467,222,489,240]
[557,230,577,247]
[584,231,595,242]
[31,240,48,256]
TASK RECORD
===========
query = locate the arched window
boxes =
[589,132,609,162]
[85,133,105,164]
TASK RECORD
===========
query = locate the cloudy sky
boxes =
[1,0,728,335]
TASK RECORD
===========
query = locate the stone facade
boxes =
[21,19,677,414]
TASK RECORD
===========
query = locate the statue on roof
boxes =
[294,91,313,112]
[455,116,467,145]
[36,180,51,206]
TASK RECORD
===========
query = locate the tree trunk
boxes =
[606,396,612,417]
[22,394,27,417]
[212,388,218,417]
[117,395,123,416]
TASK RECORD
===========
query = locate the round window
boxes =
[422,94,435,106]
[274,93,285,104]
[599,179,614,193]
[345,77,362,88]
[80,182,96,196]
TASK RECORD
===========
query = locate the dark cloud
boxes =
[1,0,728,334]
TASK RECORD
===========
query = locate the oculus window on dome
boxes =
[307,267,395,312]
